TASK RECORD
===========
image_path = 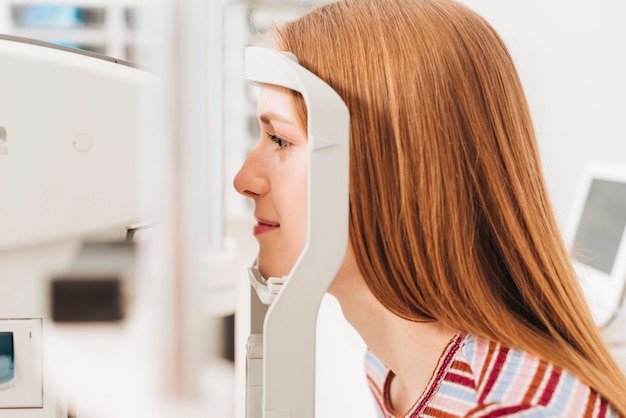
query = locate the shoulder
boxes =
[459,334,620,417]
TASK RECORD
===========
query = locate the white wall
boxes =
[460,0,626,227]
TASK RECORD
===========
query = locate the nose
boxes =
[233,145,269,199]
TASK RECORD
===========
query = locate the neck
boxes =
[329,258,457,414]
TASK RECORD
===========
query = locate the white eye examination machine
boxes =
[0,34,154,417]
[244,47,350,418]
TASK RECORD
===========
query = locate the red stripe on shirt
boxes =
[478,346,509,403]
[480,404,533,417]
[444,371,476,389]
[538,366,562,406]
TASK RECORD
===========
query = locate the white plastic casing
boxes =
[244,47,350,418]
[0,35,156,251]
[566,161,626,328]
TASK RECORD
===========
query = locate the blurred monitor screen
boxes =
[572,179,626,275]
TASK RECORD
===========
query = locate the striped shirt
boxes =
[365,333,620,417]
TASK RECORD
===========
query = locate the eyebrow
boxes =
[258,112,296,125]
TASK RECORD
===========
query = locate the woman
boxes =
[234,0,626,416]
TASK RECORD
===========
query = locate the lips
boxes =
[253,217,279,236]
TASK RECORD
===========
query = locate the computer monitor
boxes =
[567,162,626,327]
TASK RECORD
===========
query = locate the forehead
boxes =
[257,84,299,125]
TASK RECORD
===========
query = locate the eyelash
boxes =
[267,133,289,150]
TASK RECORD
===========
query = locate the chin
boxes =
[257,257,286,280]
[257,248,302,279]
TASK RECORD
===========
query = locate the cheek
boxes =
[275,162,308,243]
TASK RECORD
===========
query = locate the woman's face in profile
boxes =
[233,84,308,280]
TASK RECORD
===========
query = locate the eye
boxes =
[267,133,289,150]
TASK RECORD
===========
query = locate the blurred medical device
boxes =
[1,0,241,415]
[567,162,626,329]
[0,33,154,417]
